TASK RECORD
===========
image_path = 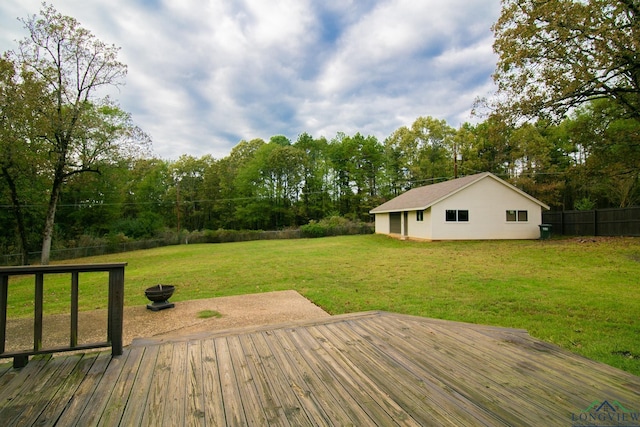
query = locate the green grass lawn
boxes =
[4,235,640,375]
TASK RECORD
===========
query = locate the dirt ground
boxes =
[4,290,330,353]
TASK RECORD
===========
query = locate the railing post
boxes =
[108,266,125,356]
[34,273,44,352]
[0,275,7,354]
[70,272,79,348]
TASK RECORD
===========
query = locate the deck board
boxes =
[281,326,377,424]
[369,314,579,423]
[33,353,99,426]
[118,345,159,426]
[6,354,81,426]
[140,340,173,426]
[302,324,418,426]
[236,334,288,426]
[267,328,340,425]
[98,345,145,426]
[351,315,530,425]
[165,341,190,426]
[54,352,112,426]
[324,319,486,426]
[1,311,639,426]
[200,338,227,426]
[248,332,308,426]
[186,340,206,426]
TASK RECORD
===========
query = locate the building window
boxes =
[506,210,528,222]
[446,210,469,222]
[416,210,424,222]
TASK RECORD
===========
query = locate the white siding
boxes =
[424,208,433,239]
[430,177,542,240]
[406,209,430,239]
[374,213,390,234]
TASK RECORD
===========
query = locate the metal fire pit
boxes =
[145,284,175,311]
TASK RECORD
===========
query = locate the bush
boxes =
[111,212,163,239]
[300,221,326,238]
[301,216,374,238]
[1,217,373,265]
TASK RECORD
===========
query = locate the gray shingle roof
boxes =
[369,172,548,213]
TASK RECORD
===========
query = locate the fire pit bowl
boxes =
[145,284,175,311]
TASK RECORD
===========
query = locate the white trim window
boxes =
[506,210,528,222]
[446,210,469,222]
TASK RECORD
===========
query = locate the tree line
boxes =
[7,107,634,251]
[1,2,639,264]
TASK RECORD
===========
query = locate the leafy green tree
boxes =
[269,135,292,146]
[384,117,455,191]
[170,155,213,232]
[119,158,172,236]
[492,0,640,121]
[325,133,384,220]
[8,4,150,264]
[381,132,406,197]
[507,122,569,207]
[533,120,581,209]
[411,117,455,183]
[326,133,355,218]
[461,117,511,176]
[294,133,331,222]
[226,139,266,228]
[202,157,236,230]
[235,141,306,228]
[57,162,128,239]
[0,56,49,263]
[564,100,640,207]
[344,133,383,218]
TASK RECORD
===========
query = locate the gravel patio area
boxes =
[3,290,330,353]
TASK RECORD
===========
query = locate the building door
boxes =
[389,213,401,234]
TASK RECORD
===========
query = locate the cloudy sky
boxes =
[0,0,501,160]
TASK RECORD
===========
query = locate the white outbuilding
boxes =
[369,172,550,240]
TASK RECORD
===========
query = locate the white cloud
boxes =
[0,0,501,159]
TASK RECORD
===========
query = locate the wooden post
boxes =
[0,275,7,354]
[70,272,79,348]
[34,273,44,351]
[108,266,125,356]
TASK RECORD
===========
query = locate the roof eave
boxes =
[370,173,550,213]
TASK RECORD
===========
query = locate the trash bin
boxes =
[539,224,552,240]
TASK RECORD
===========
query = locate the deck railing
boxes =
[0,263,126,368]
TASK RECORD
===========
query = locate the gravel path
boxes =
[4,290,330,353]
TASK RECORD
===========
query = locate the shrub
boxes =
[301,216,374,238]
[300,221,326,238]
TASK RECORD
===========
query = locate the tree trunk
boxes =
[1,168,30,265]
[40,174,63,265]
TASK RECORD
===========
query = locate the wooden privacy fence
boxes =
[542,206,640,236]
[0,263,126,368]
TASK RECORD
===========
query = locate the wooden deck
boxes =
[1,311,638,426]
